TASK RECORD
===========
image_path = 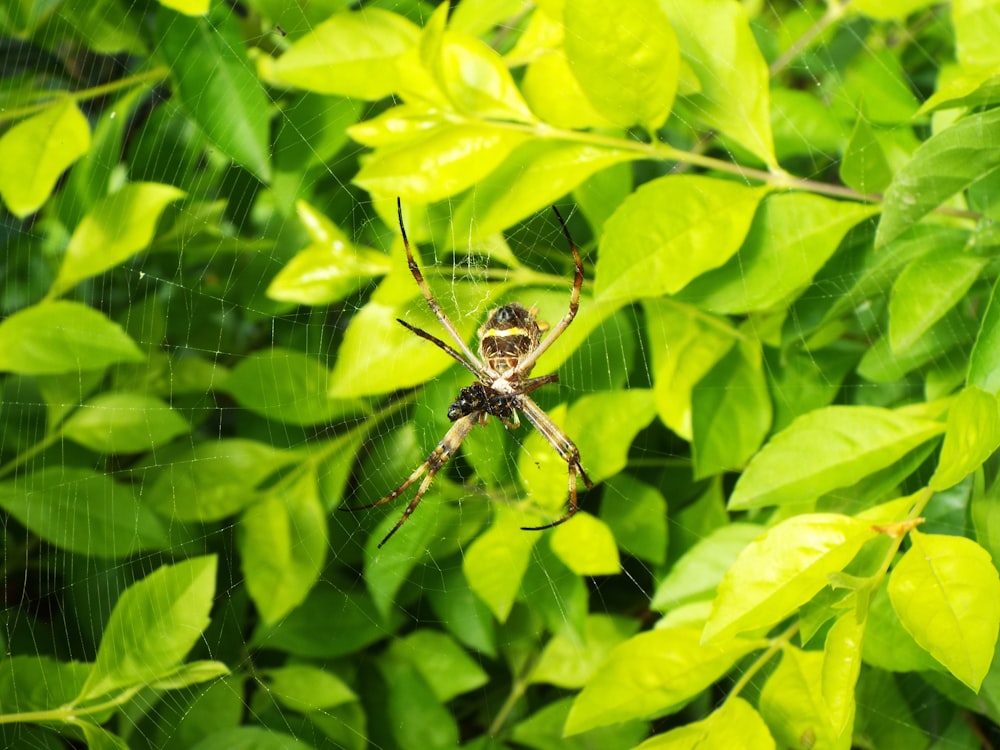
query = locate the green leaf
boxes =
[876,107,1000,248]
[564,628,765,735]
[157,8,271,180]
[51,182,186,297]
[262,664,357,712]
[550,513,620,575]
[651,524,764,611]
[729,405,945,510]
[355,123,529,202]
[862,582,943,673]
[0,467,170,558]
[691,342,772,478]
[189,727,314,750]
[523,48,615,129]
[450,140,639,239]
[80,556,217,700]
[758,647,846,750]
[563,0,679,129]
[969,275,1000,394]
[78,723,129,750]
[600,475,668,565]
[146,661,230,690]
[530,615,639,689]
[634,697,775,749]
[513,696,648,750]
[703,514,877,642]
[390,630,488,702]
[917,64,1000,115]
[0,655,92,712]
[462,508,539,622]
[223,348,364,425]
[61,392,189,453]
[145,439,298,521]
[645,299,736,440]
[840,116,893,194]
[0,300,144,375]
[889,247,986,352]
[597,176,769,302]
[676,193,878,314]
[822,611,865,735]
[380,657,459,750]
[888,530,1000,690]
[240,471,326,625]
[931,386,1000,490]
[0,97,90,218]
[659,0,776,165]
[267,203,391,306]
[273,8,419,99]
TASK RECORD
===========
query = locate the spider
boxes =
[343,198,593,548]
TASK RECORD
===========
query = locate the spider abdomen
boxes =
[478,303,542,375]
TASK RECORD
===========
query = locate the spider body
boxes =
[344,198,593,548]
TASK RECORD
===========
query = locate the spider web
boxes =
[0,0,990,748]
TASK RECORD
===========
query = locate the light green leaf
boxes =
[969,275,1000,395]
[0,300,144,375]
[450,140,639,239]
[691,342,771,478]
[645,299,736,440]
[703,514,877,643]
[729,405,945,510]
[51,182,185,297]
[889,530,1000,691]
[597,176,769,302]
[430,30,535,122]
[80,556,217,700]
[146,661,230,690]
[523,49,615,129]
[146,439,298,521]
[530,615,639,689]
[391,630,489,702]
[61,392,189,453]
[0,467,169,559]
[659,0,776,165]
[463,508,539,621]
[513,697,648,750]
[273,8,419,99]
[262,665,357,713]
[953,0,1000,68]
[758,647,847,750]
[240,472,326,625]
[822,611,865,735]
[851,0,938,19]
[889,247,986,352]
[157,8,271,180]
[931,386,1000,491]
[0,97,90,218]
[918,63,1000,114]
[564,0,679,129]
[651,524,764,611]
[550,512,620,575]
[876,107,1000,248]
[223,348,364,425]
[862,582,943,674]
[355,123,529,202]
[634,697,775,749]
[565,629,765,735]
[676,193,878,314]
[78,723,129,750]
[267,204,391,306]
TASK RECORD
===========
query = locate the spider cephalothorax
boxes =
[343,198,593,548]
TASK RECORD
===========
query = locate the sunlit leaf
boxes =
[634,697,775,749]
[80,556,217,700]
[0,301,144,375]
[930,386,1000,491]
[729,406,945,510]
[822,611,865,735]
[597,176,769,302]
[463,508,539,622]
[969,275,1000,394]
[758,647,847,750]
[703,514,877,642]
[889,530,1000,690]
[61,392,190,453]
[0,97,90,217]
[565,629,765,735]
[564,0,679,130]
[262,665,357,712]
[550,512,620,575]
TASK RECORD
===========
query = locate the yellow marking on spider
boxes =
[482,327,532,337]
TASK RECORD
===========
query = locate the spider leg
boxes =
[502,206,584,381]
[396,198,499,380]
[397,318,483,379]
[515,395,593,531]
[339,413,479,548]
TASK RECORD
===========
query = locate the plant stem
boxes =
[724,620,800,704]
